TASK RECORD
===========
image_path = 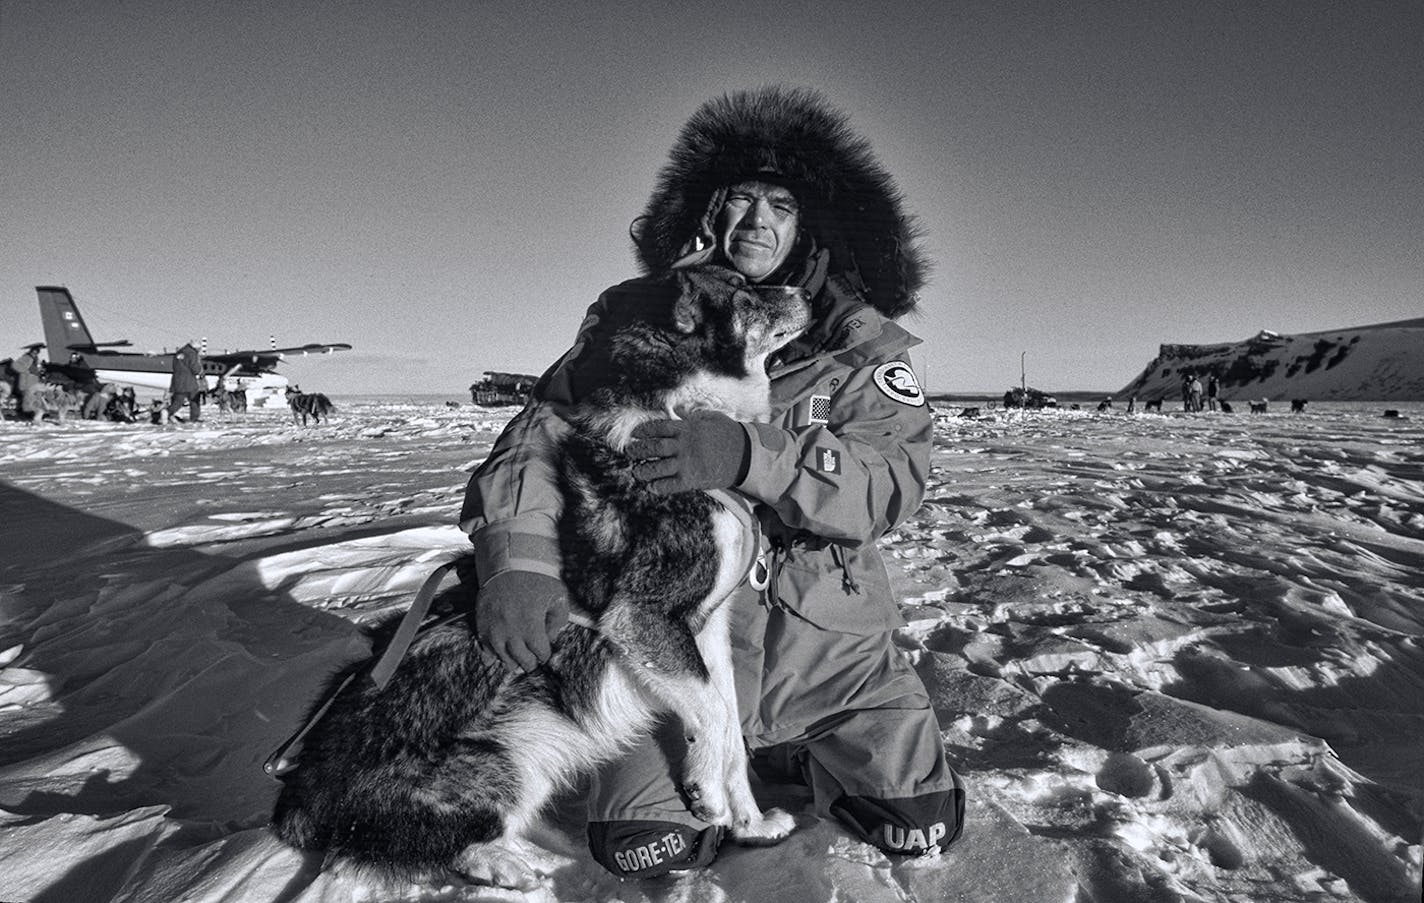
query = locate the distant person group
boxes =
[1115,370,1227,415]
[1179,369,1221,412]
[1115,371,1318,417]
[1,341,248,425]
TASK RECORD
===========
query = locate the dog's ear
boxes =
[672,266,751,333]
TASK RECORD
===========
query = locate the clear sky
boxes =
[3,1,1420,395]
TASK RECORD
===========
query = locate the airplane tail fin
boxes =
[37,286,98,359]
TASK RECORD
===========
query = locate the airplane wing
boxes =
[205,343,353,370]
[60,341,135,351]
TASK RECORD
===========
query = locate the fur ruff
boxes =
[633,85,928,319]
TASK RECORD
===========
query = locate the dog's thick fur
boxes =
[286,387,334,425]
[270,266,810,887]
[11,384,81,422]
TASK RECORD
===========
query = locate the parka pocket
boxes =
[772,543,905,635]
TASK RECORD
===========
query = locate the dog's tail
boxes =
[267,618,518,874]
[270,744,512,876]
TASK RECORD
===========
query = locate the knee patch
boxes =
[829,786,966,855]
[587,820,723,878]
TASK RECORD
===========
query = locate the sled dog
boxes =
[271,265,810,887]
[286,387,334,425]
[23,384,81,423]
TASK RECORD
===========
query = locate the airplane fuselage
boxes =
[78,352,291,408]
[35,286,345,410]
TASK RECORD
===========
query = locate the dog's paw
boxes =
[729,806,797,846]
[453,839,543,891]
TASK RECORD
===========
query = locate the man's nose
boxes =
[746,198,771,226]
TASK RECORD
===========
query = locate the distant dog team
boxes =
[269,265,810,886]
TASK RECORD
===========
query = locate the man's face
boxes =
[715,180,800,282]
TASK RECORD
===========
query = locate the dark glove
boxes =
[474,569,570,672]
[627,412,751,495]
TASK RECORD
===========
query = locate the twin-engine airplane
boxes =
[36,286,351,408]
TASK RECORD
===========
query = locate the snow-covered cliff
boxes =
[1117,318,1424,402]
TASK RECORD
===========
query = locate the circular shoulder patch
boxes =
[872,361,925,406]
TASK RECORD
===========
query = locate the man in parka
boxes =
[460,86,964,879]
[167,340,204,423]
[13,344,46,422]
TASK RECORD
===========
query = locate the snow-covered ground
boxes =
[1,397,1420,903]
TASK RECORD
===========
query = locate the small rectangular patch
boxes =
[808,394,831,424]
[815,447,841,474]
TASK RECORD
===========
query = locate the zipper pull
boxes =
[831,544,861,595]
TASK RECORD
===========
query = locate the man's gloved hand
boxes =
[474,570,570,672]
[627,412,751,495]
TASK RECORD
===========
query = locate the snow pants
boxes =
[167,393,201,422]
[585,591,964,879]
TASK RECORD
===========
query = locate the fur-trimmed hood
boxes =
[632,86,928,320]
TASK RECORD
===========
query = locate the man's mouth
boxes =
[731,234,772,251]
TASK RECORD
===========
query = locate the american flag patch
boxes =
[808,394,831,424]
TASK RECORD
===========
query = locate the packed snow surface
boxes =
[2,397,1421,902]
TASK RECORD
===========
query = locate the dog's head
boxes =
[601,265,810,423]
[670,265,811,376]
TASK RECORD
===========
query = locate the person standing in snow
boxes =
[166,341,204,423]
[459,86,963,878]
[13,344,46,422]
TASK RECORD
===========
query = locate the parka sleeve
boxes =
[459,392,572,584]
[456,282,636,585]
[736,351,931,545]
